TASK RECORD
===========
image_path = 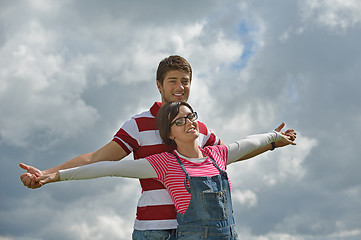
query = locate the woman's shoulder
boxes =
[203,144,228,156]
[147,151,176,160]
[145,151,177,174]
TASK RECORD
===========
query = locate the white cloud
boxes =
[255,233,304,240]
[62,214,132,240]
[0,20,99,147]
[0,237,14,240]
[232,189,258,208]
[330,228,361,238]
[300,0,361,31]
[262,135,318,186]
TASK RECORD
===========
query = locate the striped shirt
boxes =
[146,145,229,214]
[112,102,221,230]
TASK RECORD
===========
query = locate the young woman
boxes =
[37,102,296,239]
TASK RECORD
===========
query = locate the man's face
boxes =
[157,70,191,104]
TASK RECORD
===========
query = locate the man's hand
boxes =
[19,163,43,189]
[274,122,297,148]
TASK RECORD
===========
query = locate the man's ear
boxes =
[156,80,162,93]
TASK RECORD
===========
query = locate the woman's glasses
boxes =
[171,112,198,126]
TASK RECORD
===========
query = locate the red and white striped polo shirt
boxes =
[146,145,229,214]
[112,102,221,230]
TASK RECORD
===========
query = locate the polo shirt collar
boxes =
[150,102,162,117]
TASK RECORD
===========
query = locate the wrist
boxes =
[270,142,276,151]
[55,172,61,182]
[42,169,51,175]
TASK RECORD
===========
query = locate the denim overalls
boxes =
[173,153,239,240]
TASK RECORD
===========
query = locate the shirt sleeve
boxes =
[112,117,140,155]
[226,131,282,164]
[208,145,228,170]
[59,159,157,181]
[197,121,221,147]
[145,153,170,183]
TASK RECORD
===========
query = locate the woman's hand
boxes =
[274,122,297,148]
[36,172,61,186]
[19,163,44,189]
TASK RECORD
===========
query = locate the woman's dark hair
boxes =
[157,102,194,146]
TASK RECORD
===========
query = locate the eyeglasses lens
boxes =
[174,112,197,126]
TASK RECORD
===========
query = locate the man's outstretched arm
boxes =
[20,141,128,189]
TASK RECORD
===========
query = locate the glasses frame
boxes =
[170,112,198,127]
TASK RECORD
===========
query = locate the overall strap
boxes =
[171,151,226,193]
[206,153,225,174]
[172,153,191,193]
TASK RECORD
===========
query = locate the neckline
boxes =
[174,150,208,164]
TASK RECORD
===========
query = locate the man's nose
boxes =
[175,81,184,89]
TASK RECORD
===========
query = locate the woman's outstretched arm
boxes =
[226,130,296,165]
[37,159,157,185]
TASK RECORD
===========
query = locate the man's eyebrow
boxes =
[166,76,190,80]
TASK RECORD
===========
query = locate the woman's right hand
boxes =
[19,163,44,189]
[37,172,60,186]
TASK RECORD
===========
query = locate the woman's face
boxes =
[169,105,199,145]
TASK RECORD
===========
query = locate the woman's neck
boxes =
[176,141,203,158]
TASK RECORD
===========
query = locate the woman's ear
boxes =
[168,131,175,141]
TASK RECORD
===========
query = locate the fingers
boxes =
[274,122,285,132]
[19,163,42,177]
[284,129,297,141]
[20,173,33,186]
[36,174,54,186]
[275,133,297,148]
[19,163,29,171]
[284,129,296,136]
[284,134,297,145]
[287,138,297,145]
[37,176,47,186]
[20,172,42,189]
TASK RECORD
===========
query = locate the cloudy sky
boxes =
[1,0,361,239]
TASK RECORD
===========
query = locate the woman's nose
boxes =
[185,118,192,125]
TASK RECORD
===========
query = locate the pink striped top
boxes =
[146,145,229,214]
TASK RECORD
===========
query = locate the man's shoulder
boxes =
[132,109,154,120]
[118,105,156,135]
[130,102,159,120]
[197,120,208,134]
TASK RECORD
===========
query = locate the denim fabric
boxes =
[132,229,176,240]
[173,153,239,240]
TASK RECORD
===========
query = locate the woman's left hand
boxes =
[274,122,297,148]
